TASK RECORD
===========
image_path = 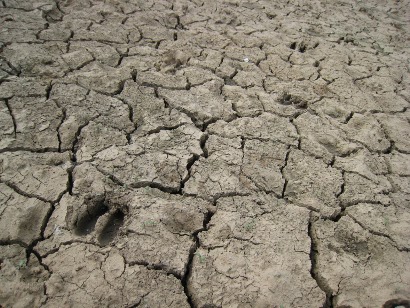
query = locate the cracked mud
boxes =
[0,0,409,307]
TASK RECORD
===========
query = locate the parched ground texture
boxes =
[0,0,410,307]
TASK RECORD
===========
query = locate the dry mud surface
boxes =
[0,0,410,307]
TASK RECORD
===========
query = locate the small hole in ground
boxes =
[290,42,296,50]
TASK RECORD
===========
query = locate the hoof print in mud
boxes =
[289,41,319,53]
[71,199,109,236]
[280,92,308,109]
[70,197,125,246]
[96,210,125,246]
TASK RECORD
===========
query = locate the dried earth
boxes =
[0,0,410,307]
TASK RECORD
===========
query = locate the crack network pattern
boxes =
[0,0,410,307]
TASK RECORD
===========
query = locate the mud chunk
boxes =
[294,112,359,163]
[95,149,185,192]
[2,43,68,77]
[189,49,223,72]
[162,50,188,67]
[225,46,266,63]
[0,28,39,44]
[0,183,51,245]
[159,85,235,127]
[118,81,193,135]
[233,66,266,88]
[1,7,46,35]
[283,150,343,218]
[376,114,410,153]
[138,70,188,89]
[0,151,71,202]
[93,124,204,192]
[182,66,219,86]
[3,0,55,11]
[344,113,390,152]
[184,135,256,200]
[387,152,410,176]
[0,97,62,151]
[347,203,410,251]
[223,85,264,117]
[0,244,49,308]
[50,85,134,151]
[242,139,287,196]
[43,244,189,307]
[356,75,409,112]
[74,23,129,44]
[76,121,128,162]
[312,216,410,307]
[69,41,120,67]
[327,76,379,113]
[259,53,289,76]
[38,25,72,41]
[334,149,388,181]
[139,25,175,42]
[310,98,354,123]
[66,62,131,94]
[208,112,299,146]
[189,194,325,307]
[0,101,15,144]
[263,58,318,82]
[335,149,391,206]
[340,172,392,206]
[36,193,79,256]
[109,189,209,276]
[389,175,410,194]
[0,79,49,99]
[61,50,94,70]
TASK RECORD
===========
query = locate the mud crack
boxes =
[308,215,335,308]
[181,209,215,308]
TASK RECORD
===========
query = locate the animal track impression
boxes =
[73,201,109,236]
[97,210,125,246]
[71,199,125,246]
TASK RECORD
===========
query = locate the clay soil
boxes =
[0,0,410,307]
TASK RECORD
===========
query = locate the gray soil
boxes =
[0,0,410,307]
